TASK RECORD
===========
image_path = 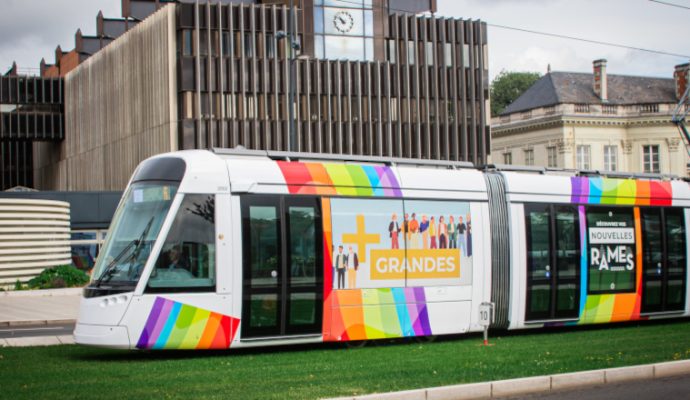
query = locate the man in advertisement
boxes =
[333,245,346,289]
[389,213,401,249]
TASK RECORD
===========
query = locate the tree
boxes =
[490,70,541,117]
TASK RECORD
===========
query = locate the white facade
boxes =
[491,103,688,176]
[0,199,72,286]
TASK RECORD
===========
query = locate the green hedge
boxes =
[15,265,90,290]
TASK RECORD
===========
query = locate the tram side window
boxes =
[665,209,687,308]
[147,194,216,292]
[586,207,636,293]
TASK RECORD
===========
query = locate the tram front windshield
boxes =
[90,182,178,290]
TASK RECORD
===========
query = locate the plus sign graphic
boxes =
[341,214,380,263]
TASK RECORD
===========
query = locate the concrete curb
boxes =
[325,359,690,400]
[5,319,76,326]
[0,288,83,298]
[0,319,76,327]
[0,335,75,347]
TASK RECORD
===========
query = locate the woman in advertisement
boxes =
[466,213,472,257]
[420,215,429,249]
[409,213,420,249]
[438,216,448,249]
[429,216,437,249]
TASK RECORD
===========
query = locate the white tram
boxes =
[74,149,690,349]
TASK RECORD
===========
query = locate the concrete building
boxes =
[2,0,491,192]
[491,60,690,176]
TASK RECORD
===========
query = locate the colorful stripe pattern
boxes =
[136,297,240,350]
[325,288,432,341]
[578,207,645,324]
[322,198,335,337]
[277,161,402,197]
[570,177,672,205]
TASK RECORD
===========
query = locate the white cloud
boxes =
[436,0,690,81]
[0,0,121,73]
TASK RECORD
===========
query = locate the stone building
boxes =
[491,60,689,176]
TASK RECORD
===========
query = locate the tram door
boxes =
[240,195,323,339]
[640,208,687,313]
[524,204,581,321]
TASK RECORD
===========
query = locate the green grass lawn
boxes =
[1,320,689,400]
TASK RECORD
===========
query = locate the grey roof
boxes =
[501,71,676,115]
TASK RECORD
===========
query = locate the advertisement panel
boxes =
[329,198,473,289]
[586,207,636,293]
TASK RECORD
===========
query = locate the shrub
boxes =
[27,265,90,290]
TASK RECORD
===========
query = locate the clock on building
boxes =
[333,10,354,33]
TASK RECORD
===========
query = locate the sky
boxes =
[1,0,688,81]
[436,0,690,80]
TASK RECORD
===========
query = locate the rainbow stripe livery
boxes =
[136,297,240,350]
[570,177,672,205]
[326,288,432,341]
[278,161,402,197]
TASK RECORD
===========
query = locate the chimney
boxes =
[674,63,689,100]
[593,59,608,102]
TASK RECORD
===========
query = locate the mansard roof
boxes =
[502,71,676,115]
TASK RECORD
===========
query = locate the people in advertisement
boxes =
[333,245,346,289]
[347,245,359,288]
[403,213,410,244]
[457,216,467,257]
[466,214,472,257]
[389,213,401,249]
[420,215,429,249]
[409,213,420,249]
[330,199,474,290]
[429,216,437,249]
[438,216,448,249]
[448,216,457,249]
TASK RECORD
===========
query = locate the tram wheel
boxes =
[414,335,437,343]
[344,340,368,349]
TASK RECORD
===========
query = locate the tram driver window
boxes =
[586,207,636,294]
[146,194,216,292]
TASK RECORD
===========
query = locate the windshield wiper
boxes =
[94,216,155,286]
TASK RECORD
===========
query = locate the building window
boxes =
[576,145,590,170]
[244,34,254,58]
[524,149,534,166]
[643,145,660,173]
[444,43,452,67]
[503,152,512,165]
[182,30,193,56]
[462,44,470,68]
[265,34,275,59]
[604,145,617,172]
[387,39,396,64]
[407,41,415,65]
[425,42,434,66]
[547,146,557,168]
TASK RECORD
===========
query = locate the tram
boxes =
[74,149,690,350]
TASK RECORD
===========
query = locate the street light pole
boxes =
[278,2,300,153]
[287,0,297,153]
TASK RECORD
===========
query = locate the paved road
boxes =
[0,323,74,339]
[505,374,690,399]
